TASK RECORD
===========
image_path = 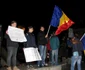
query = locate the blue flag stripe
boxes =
[50,5,62,27]
[80,33,85,50]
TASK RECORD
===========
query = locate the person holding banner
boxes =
[24,26,37,68]
[5,21,20,70]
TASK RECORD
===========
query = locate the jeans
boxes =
[71,56,82,70]
[7,47,18,67]
[51,49,58,65]
[38,45,46,66]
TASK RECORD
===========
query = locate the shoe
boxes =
[30,65,33,68]
[27,65,30,69]
[7,67,12,70]
[37,65,41,68]
[13,66,20,70]
[41,64,44,67]
[44,63,48,66]
[38,65,40,67]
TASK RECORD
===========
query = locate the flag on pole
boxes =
[80,33,85,50]
[50,5,74,35]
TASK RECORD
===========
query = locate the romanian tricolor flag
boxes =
[50,5,74,35]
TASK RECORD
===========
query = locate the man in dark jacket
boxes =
[25,26,36,48]
[24,26,37,68]
[37,26,48,67]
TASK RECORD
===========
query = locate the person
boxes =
[46,37,52,64]
[17,26,26,65]
[67,38,72,57]
[37,26,48,67]
[59,36,68,63]
[71,36,83,70]
[66,38,72,64]
[0,25,2,68]
[50,32,60,65]
[18,26,25,31]
[24,26,37,68]
[5,21,20,70]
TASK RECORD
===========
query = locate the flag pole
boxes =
[46,25,51,35]
[80,33,85,41]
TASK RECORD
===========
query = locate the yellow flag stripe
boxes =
[59,12,70,27]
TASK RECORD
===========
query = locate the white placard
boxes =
[23,47,42,62]
[8,26,27,42]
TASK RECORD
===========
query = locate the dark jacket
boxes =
[38,31,47,45]
[4,34,19,47]
[24,33,37,48]
[72,38,83,56]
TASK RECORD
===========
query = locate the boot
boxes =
[13,66,20,70]
[7,67,12,70]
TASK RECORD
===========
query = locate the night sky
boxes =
[1,0,84,34]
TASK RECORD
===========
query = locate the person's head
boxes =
[18,26,25,31]
[67,38,72,41]
[71,36,79,44]
[40,26,45,31]
[71,37,75,42]
[74,33,79,38]
[52,32,55,36]
[11,21,17,27]
[28,26,34,33]
[22,27,25,31]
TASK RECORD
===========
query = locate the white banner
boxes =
[8,26,27,42]
[23,47,42,62]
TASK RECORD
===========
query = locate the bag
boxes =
[73,51,79,56]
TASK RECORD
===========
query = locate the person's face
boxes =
[11,23,17,27]
[71,37,75,42]
[40,27,45,31]
[29,28,34,33]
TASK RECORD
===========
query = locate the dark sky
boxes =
[1,0,84,33]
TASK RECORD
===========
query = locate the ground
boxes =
[0,63,85,70]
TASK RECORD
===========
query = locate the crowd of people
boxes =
[1,20,85,70]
